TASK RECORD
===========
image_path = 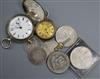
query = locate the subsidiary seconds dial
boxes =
[8,15,34,40]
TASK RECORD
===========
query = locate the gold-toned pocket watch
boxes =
[1,14,34,49]
[35,19,56,40]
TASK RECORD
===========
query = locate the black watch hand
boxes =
[16,22,22,29]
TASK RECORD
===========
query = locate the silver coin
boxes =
[47,51,70,74]
[28,47,47,65]
[70,46,93,69]
[56,26,78,47]
[42,40,58,56]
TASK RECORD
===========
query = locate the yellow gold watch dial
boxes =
[36,20,55,39]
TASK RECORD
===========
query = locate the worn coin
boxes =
[70,46,93,69]
[47,51,70,74]
[56,26,78,47]
[28,47,47,65]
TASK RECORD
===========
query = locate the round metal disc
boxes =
[28,47,47,65]
[70,46,93,69]
[47,51,70,74]
[56,26,78,47]
[42,40,58,56]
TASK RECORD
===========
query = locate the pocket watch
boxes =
[55,26,78,48]
[1,14,34,49]
[35,19,56,40]
[22,0,48,22]
[47,51,70,74]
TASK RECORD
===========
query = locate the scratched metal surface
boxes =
[0,0,100,79]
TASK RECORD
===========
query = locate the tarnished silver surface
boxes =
[27,47,47,65]
[70,46,93,69]
[24,35,44,53]
[42,40,58,56]
[56,26,78,47]
[24,37,39,53]
[47,51,70,74]
[23,0,45,21]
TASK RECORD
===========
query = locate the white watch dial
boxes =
[56,26,78,47]
[23,0,45,21]
[8,15,33,40]
[70,46,93,69]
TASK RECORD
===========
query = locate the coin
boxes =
[42,40,58,56]
[47,51,70,74]
[56,26,78,47]
[28,47,47,65]
[70,46,93,69]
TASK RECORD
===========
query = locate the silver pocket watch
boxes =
[22,0,48,22]
[1,14,34,49]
